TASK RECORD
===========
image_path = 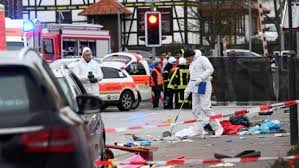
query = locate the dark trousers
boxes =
[152,88,161,108]
[164,88,174,109]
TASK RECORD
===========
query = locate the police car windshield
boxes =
[6,42,24,51]
[103,55,132,65]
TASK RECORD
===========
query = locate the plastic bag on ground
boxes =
[239,120,281,135]
[175,126,194,138]
[175,126,207,138]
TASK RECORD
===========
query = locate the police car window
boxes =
[102,55,132,64]
[71,72,87,94]
[57,77,74,107]
[68,75,82,97]
[125,62,146,75]
[0,67,50,113]
[101,67,125,79]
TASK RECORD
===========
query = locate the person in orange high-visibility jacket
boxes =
[150,62,164,108]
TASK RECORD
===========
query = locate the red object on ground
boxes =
[221,120,245,135]
[105,144,158,161]
[122,155,147,168]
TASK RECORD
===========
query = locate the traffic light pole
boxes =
[152,47,156,60]
[287,0,298,145]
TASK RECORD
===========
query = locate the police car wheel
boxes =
[117,91,133,111]
[131,94,141,109]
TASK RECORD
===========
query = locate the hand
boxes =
[89,78,98,83]
[184,91,190,99]
[195,78,202,85]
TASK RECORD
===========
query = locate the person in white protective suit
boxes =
[72,47,103,96]
[175,49,223,138]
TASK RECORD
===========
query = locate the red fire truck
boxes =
[41,24,111,62]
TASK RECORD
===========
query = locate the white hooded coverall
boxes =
[72,48,103,96]
[177,49,223,138]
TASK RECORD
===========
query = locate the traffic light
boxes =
[145,11,161,47]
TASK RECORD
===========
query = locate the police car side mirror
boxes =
[76,95,103,114]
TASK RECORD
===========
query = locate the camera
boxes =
[88,71,94,79]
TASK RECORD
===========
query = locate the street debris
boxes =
[182,139,194,142]
[209,163,235,168]
[239,120,282,135]
[160,136,178,142]
[132,134,148,141]
[225,139,232,143]
[229,116,250,127]
[214,150,261,159]
[239,136,245,140]
[221,121,245,135]
[174,126,208,139]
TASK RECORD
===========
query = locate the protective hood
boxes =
[82,47,92,57]
[193,49,202,61]
[81,47,92,63]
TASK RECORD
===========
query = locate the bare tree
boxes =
[264,0,286,42]
[188,0,244,49]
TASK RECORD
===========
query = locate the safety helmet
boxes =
[178,57,186,65]
[168,56,176,64]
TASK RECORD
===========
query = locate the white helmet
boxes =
[178,57,186,65]
[168,56,176,64]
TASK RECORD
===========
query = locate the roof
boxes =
[50,58,80,70]
[101,62,126,69]
[0,50,24,65]
[79,0,131,16]
[105,52,143,60]
[0,50,41,66]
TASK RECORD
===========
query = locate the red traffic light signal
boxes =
[145,11,161,47]
[148,15,158,24]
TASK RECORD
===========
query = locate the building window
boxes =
[56,11,72,24]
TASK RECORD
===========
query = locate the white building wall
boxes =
[163,36,173,44]
[188,32,199,44]
[72,10,87,21]
[174,32,184,43]
[40,0,54,5]
[37,11,56,22]
[71,0,88,5]
[128,34,137,45]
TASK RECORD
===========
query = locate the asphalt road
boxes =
[100,102,292,167]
